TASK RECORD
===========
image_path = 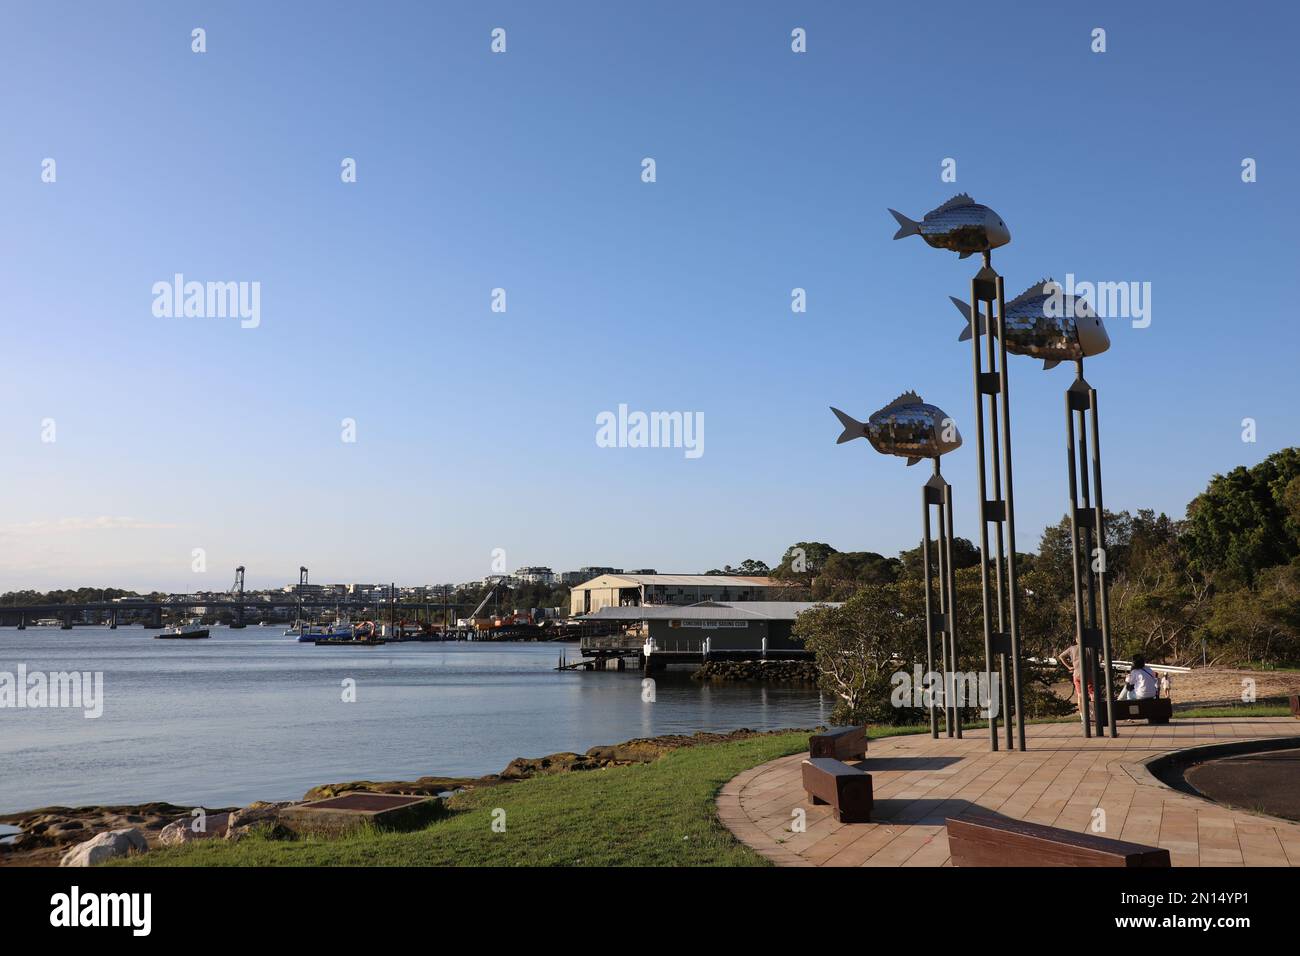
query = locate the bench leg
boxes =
[809,794,827,805]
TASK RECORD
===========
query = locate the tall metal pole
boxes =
[1066,363,1118,737]
[968,257,1026,750]
[941,474,960,739]
[1065,385,1092,737]
[994,275,1027,752]
[970,276,998,751]
[1088,383,1118,732]
[922,461,960,738]
[922,470,940,738]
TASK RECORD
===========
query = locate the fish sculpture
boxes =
[949,278,1110,370]
[831,391,961,465]
[888,193,1011,258]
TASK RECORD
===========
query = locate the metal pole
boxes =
[970,276,998,751]
[1088,383,1119,735]
[994,275,1026,751]
[986,298,1009,750]
[1065,383,1092,738]
[942,476,961,739]
[922,471,940,738]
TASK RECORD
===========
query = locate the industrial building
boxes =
[568,573,796,615]
[580,601,830,652]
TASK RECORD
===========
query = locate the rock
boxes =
[223,801,291,839]
[59,827,148,867]
[158,820,198,846]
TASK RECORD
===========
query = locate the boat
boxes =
[156,620,210,640]
[312,636,388,646]
[285,622,354,642]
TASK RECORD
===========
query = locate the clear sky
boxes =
[1,1,1296,592]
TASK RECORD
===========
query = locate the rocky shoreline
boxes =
[0,727,809,866]
[692,659,819,682]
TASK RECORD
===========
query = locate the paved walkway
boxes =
[717,718,1300,867]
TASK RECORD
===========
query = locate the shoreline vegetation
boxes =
[3,703,1290,868]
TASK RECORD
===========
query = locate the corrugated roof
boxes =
[574,573,786,588]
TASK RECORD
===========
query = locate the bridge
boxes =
[0,598,480,630]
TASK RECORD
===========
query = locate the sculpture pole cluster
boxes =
[921,459,960,739]
[966,256,1025,751]
[835,193,1118,751]
[1066,363,1118,737]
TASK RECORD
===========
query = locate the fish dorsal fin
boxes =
[924,193,977,219]
[1007,278,1056,309]
[881,390,922,412]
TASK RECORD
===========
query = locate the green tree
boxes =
[1184,448,1300,585]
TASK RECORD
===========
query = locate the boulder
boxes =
[223,802,292,840]
[158,819,199,846]
[59,827,148,867]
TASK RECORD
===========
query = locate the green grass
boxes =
[1177,703,1293,718]
[116,732,813,867]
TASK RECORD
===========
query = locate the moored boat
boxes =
[156,621,210,640]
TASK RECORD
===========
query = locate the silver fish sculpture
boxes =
[831,391,961,465]
[888,193,1011,258]
[949,278,1110,370]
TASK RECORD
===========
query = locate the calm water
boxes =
[0,626,827,813]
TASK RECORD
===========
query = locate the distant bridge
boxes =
[0,597,479,629]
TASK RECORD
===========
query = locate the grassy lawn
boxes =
[116,731,814,866]
[1178,703,1293,718]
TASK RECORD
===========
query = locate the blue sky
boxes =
[1,1,1296,591]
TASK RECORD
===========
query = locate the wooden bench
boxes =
[946,814,1170,867]
[1096,697,1172,725]
[808,725,867,761]
[801,758,872,823]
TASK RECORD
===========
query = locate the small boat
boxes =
[285,622,354,642]
[156,620,210,640]
[313,636,388,646]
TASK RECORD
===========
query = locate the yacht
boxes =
[156,620,210,640]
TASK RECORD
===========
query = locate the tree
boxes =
[706,559,771,576]
[896,537,981,580]
[770,542,838,579]
[794,585,924,724]
[1184,448,1300,585]
[812,551,901,600]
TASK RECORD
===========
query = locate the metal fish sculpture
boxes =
[949,278,1110,370]
[888,193,1011,258]
[831,391,961,466]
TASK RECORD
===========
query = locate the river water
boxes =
[0,626,827,813]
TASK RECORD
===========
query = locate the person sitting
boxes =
[1122,655,1160,700]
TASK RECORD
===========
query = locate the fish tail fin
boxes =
[950,295,985,341]
[830,407,865,444]
[888,209,920,240]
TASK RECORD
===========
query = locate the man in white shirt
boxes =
[1124,655,1160,700]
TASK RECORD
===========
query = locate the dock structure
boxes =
[561,601,829,674]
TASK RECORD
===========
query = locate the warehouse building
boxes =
[568,572,797,615]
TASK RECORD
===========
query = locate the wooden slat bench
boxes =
[801,758,872,823]
[808,725,867,761]
[946,815,1170,867]
[1096,697,1173,725]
